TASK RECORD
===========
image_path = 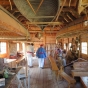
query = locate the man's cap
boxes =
[31,43,34,45]
[40,44,43,46]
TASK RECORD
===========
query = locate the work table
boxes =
[0,67,22,88]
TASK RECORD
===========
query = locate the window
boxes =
[0,42,6,54]
[64,43,66,49]
[81,42,87,54]
[22,43,25,54]
[69,43,71,50]
[17,43,19,51]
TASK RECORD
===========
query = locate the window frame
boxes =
[0,42,6,54]
[81,42,87,54]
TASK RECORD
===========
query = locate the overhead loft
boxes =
[0,5,30,40]
[56,14,88,39]
[0,0,88,42]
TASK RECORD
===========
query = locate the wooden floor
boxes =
[28,57,84,88]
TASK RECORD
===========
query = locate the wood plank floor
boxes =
[28,57,84,88]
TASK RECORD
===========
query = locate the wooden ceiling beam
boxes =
[19,18,26,22]
[12,10,20,15]
[0,31,10,32]
[26,16,54,19]
[56,20,88,38]
[60,13,70,22]
[64,16,70,22]
[66,14,73,21]
[62,8,80,18]
[63,18,69,22]
[28,30,59,33]
[26,22,63,25]
[16,15,23,19]
[0,37,29,40]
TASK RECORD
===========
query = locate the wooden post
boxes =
[78,35,81,58]
[25,57,28,76]
[43,31,46,46]
[67,38,69,51]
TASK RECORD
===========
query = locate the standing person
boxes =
[58,48,63,59]
[26,43,34,68]
[57,48,63,66]
[36,44,47,69]
[31,43,34,57]
[62,50,67,66]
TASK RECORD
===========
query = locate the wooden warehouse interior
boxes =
[0,0,88,88]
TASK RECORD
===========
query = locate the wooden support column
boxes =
[78,35,81,58]
[43,31,46,46]
[7,41,10,58]
[67,38,69,51]
[19,42,22,51]
[62,39,64,49]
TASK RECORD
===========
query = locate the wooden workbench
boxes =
[0,67,22,88]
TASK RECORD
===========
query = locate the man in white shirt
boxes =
[26,43,34,68]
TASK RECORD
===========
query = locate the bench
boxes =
[58,66,76,88]
[48,56,76,88]
[59,71,76,88]
[48,56,59,78]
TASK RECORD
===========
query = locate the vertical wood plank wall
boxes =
[32,33,56,57]
[58,34,88,60]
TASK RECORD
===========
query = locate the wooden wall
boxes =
[9,42,17,55]
[59,33,88,60]
[80,34,88,59]
[30,32,57,56]
[0,41,9,58]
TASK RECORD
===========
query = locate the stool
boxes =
[20,76,27,88]
[17,73,28,88]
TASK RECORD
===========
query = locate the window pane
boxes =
[81,42,87,54]
[64,44,66,49]
[69,43,71,50]
[17,43,19,51]
[0,42,6,54]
